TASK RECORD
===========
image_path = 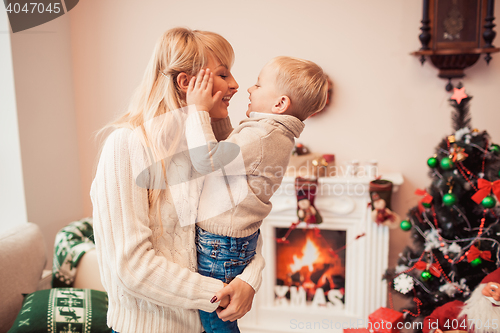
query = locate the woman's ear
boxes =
[272,95,291,114]
[177,72,191,93]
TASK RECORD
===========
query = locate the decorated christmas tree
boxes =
[385,88,500,328]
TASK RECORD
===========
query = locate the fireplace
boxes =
[238,174,403,333]
[275,228,346,307]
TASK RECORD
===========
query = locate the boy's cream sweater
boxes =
[186,111,305,238]
[90,124,264,333]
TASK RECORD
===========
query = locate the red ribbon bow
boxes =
[450,146,468,162]
[471,179,500,204]
[467,245,492,263]
[415,261,441,277]
[415,189,433,213]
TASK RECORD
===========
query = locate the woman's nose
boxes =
[229,76,239,91]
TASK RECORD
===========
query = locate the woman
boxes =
[90,27,264,333]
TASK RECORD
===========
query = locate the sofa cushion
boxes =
[0,222,46,333]
[7,288,111,333]
[52,218,95,288]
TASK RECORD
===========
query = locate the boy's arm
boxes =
[211,117,233,141]
[185,111,279,181]
[185,110,234,176]
[185,69,238,175]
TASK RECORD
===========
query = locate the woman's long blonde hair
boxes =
[99,27,234,232]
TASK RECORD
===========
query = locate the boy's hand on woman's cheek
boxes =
[186,68,222,112]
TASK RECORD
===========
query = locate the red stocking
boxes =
[295,177,323,224]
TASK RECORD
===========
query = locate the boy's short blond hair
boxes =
[268,56,329,121]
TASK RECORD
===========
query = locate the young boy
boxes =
[186,56,329,333]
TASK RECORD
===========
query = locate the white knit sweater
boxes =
[90,123,264,333]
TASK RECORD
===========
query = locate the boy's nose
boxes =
[247,86,254,93]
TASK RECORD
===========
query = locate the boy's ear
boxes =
[177,72,191,93]
[272,95,291,114]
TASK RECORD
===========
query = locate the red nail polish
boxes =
[210,296,218,303]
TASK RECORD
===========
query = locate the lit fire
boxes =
[289,237,319,272]
[276,228,346,302]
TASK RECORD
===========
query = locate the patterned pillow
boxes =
[8,288,111,333]
[53,218,96,288]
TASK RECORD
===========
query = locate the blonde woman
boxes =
[90,28,264,333]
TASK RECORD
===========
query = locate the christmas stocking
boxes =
[369,179,400,228]
[295,177,323,224]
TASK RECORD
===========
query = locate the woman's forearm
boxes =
[235,233,265,292]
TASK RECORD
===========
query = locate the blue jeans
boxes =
[196,226,259,333]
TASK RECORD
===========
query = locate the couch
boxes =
[0,222,51,333]
[0,221,106,333]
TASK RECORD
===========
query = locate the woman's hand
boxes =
[186,68,222,113]
[213,278,255,322]
[216,283,230,308]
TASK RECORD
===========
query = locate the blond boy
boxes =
[186,56,328,333]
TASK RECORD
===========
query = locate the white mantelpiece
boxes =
[239,173,403,333]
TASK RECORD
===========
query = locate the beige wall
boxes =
[10,0,500,294]
[10,14,83,267]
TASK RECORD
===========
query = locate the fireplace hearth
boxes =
[238,174,403,333]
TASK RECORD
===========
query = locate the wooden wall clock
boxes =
[412,0,499,90]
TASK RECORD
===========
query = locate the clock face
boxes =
[443,5,464,40]
[435,0,480,47]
